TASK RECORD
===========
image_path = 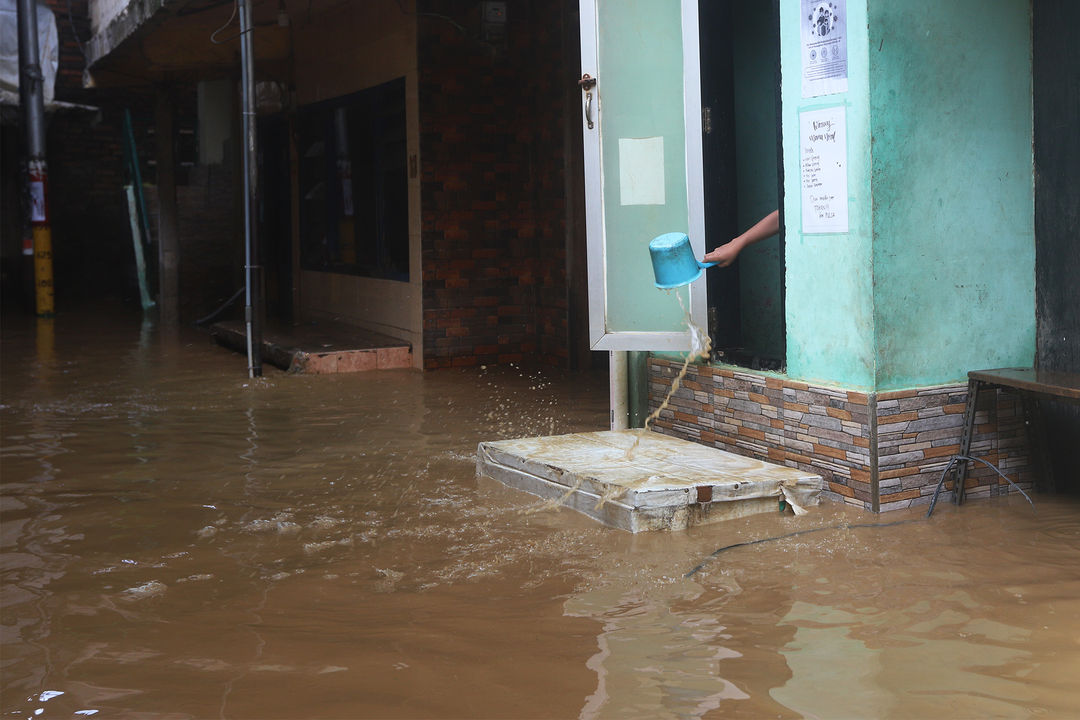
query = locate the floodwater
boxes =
[2,307,1079,720]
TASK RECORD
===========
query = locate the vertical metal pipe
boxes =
[16,0,54,317]
[609,351,629,430]
[627,350,649,428]
[238,0,262,376]
[16,0,45,156]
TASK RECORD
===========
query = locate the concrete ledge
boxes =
[88,0,171,67]
[209,320,411,374]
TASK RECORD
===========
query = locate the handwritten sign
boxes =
[800,106,848,234]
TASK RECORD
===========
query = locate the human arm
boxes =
[702,210,780,267]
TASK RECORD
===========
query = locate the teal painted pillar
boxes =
[779,0,1034,392]
[779,0,876,390]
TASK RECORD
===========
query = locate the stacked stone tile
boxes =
[649,358,1032,512]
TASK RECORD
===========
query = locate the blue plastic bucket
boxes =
[648,232,716,289]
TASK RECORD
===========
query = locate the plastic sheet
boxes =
[0,0,59,106]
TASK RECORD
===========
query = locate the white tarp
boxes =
[0,0,58,106]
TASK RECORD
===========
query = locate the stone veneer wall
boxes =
[648,358,1033,512]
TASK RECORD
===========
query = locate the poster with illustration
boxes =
[801,0,847,97]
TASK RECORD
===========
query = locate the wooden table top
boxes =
[969,367,1080,401]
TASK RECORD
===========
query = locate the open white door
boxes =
[579,0,705,352]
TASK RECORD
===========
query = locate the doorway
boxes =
[258,115,293,323]
[699,0,785,371]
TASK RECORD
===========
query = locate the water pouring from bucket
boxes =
[648,232,717,289]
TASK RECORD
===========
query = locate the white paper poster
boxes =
[800,106,848,234]
[29,180,46,222]
[618,136,665,206]
[801,0,847,98]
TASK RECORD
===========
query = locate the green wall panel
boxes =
[869,0,1035,390]
[780,0,876,389]
[598,0,688,333]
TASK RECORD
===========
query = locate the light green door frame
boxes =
[579,0,707,352]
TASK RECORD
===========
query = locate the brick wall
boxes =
[46,0,91,104]
[143,164,239,323]
[418,0,571,369]
[649,357,1033,512]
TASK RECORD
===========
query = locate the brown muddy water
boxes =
[2,307,1080,720]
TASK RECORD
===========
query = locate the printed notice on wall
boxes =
[801,0,847,98]
[800,106,848,234]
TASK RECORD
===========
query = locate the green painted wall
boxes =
[780,0,876,389]
[777,0,1034,391]
[732,1,784,360]
[868,0,1035,390]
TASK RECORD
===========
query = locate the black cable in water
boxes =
[195,287,244,327]
[926,454,1035,519]
[684,517,923,579]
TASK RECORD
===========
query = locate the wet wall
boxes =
[869,0,1035,391]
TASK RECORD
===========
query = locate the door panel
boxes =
[580,0,706,351]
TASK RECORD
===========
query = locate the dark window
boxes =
[299,78,408,280]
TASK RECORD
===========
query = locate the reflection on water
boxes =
[566,579,749,720]
[2,304,1079,719]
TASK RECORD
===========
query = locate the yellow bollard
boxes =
[33,225,54,317]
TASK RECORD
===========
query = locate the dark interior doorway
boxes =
[698,0,785,371]
[259,116,293,323]
[1033,0,1080,492]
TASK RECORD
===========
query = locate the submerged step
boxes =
[209,320,411,374]
[477,429,823,532]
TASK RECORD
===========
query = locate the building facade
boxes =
[60,0,1079,511]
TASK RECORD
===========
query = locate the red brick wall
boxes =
[45,0,92,104]
[418,0,572,369]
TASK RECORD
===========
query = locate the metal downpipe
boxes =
[239,0,262,377]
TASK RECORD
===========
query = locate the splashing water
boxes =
[525,287,711,515]
[634,288,710,443]
[583,293,709,507]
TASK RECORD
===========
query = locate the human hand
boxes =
[702,237,745,267]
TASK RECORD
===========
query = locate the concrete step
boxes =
[210,320,412,374]
[477,429,823,532]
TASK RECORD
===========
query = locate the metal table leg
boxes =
[954,378,981,505]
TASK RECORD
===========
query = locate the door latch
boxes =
[579,73,597,129]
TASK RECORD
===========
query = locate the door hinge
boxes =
[702,106,712,134]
